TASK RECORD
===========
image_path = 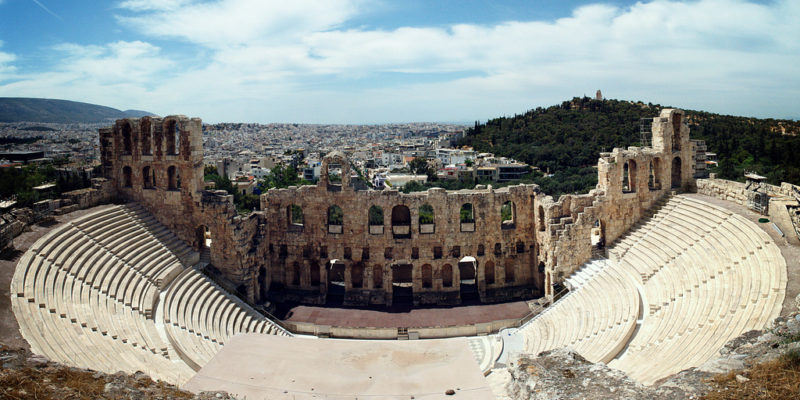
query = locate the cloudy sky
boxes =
[0,0,797,123]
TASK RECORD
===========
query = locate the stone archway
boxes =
[458,256,478,303]
[391,263,413,305]
[326,260,346,305]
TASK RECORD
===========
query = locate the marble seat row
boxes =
[11,205,200,384]
[162,267,292,370]
[605,195,786,385]
[518,258,640,364]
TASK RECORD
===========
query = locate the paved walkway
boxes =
[186,334,494,399]
[280,301,532,329]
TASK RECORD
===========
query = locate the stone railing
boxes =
[697,177,800,207]
[695,177,749,207]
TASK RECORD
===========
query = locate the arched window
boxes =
[672,113,682,151]
[391,205,411,238]
[288,204,304,230]
[538,205,545,232]
[628,159,638,193]
[419,203,434,233]
[460,203,474,223]
[164,119,179,156]
[648,160,656,190]
[421,264,432,288]
[368,205,383,234]
[328,205,343,234]
[141,118,152,155]
[122,166,132,187]
[167,166,178,190]
[484,261,495,285]
[460,203,475,232]
[441,264,453,288]
[373,265,383,288]
[671,157,682,189]
[121,121,132,155]
[477,244,485,256]
[142,166,154,189]
[622,161,631,192]
[368,205,383,225]
[501,201,515,229]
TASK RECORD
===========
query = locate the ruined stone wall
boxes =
[0,208,32,250]
[260,152,543,306]
[99,116,269,302]
[536,109,695,294]
[200,190,268,301]
[697,177,800,206]
[696,178,749,207]
[103,116,206,246]
[96,108,698,305]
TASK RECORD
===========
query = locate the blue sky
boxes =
[0,0,797,123]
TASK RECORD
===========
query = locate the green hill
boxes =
[0,97,155,123]
[458,97,800,195]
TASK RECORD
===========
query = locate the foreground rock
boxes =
[0,343,235,400]
[501,311,800,399]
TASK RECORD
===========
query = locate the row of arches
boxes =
[283,259,518,290]
[121,165,180,190]
[119,119,182,158]
[621,156,682,193]
[286,201,519,234]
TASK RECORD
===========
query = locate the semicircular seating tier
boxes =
[512,195,786,386]
[162,267,292,370]
[516,258,641,364]
[607,195,786,384]
[11,204,291,386]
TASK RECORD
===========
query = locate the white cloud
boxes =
[0,41,172,109]
[3,0,800,122]
[117,0,368,48]
[117,0,191,12]
[0,41,17,79]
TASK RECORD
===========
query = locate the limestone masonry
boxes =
[91,109,709,307]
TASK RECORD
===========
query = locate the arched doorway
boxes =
[671,157,682,189]
[591,219,605,249]
[458,256,478,303]
[391,263,413,305]
[327,260,346,305]
[194,225,211,251]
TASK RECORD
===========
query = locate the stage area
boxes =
[185,333,494,399]
[279,301,532,328]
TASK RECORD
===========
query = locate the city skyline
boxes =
[0,0,798,123]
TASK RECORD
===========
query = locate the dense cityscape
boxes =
[0,119,535,209]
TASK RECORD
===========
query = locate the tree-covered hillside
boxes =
[458,97,800,194]
[0,98,155,123]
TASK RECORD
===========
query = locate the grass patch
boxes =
[703,350,800,399]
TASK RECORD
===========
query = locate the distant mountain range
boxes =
[0,97,156,123]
